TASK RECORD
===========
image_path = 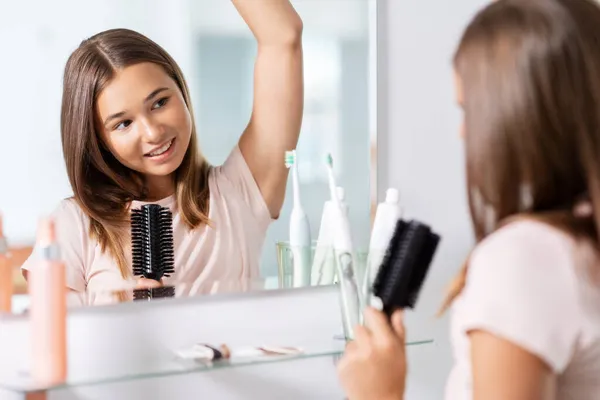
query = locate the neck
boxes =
[144,174,176,201]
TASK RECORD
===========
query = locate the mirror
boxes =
[0,0,376,310]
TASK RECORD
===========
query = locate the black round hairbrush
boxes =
[372,219,441,316]
[131,204,175,281]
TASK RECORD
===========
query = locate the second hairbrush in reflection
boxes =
[131,204,175,282]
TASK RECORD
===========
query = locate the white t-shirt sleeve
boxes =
[212,145,273,228]
[458,220,581,373]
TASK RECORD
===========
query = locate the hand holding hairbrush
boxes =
[371,219,441,318]
[131,204,175,281]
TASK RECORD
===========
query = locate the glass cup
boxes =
[275,241,368,289]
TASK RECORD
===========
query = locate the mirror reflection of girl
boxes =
[338,0,600,399]
[21,0,304,305]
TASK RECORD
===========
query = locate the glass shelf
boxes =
[0,338,433,394]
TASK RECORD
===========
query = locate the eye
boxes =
[114,120,132,131]
[152,97,169,110]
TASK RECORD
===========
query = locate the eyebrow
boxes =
[144,87,169,103]
[103,87,170,127]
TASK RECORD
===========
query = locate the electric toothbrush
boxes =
[285,150,312,288]
[312,186,348,286]
[325,154,361,339]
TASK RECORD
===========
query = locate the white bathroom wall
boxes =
[377,0,488,398]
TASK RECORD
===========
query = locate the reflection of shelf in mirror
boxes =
[10,276,292,313]
[0,338,433,394]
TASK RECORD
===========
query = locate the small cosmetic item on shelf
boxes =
[285,150,312,288]
[131,204,175,281]
[29,218,67,386]
[0,214,12,313]
[174,343,231,361]
[252,346,303,356]
[174,343,302,361]
[372,219,441,317]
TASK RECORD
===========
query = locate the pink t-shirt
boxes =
[446,220,600,399]
[22,146,273,305]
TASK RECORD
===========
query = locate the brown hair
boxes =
[440,0,600,314]
[60,28,211,280]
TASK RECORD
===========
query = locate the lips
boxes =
[145,139,174,157]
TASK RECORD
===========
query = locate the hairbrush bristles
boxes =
[372,219,440,316]
[151,285,176,299]
[133,285,176,301]
[131,204,175,281]
[133,288,151,301]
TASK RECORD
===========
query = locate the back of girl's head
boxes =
[441,0,600,312]
[455,0,600,240]
[61,28,210,279]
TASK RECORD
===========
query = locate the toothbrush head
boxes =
[326,153,333,168]
[285,150,296,169]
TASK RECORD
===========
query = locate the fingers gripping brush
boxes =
[131,204,175,281]
[372,219,441,317]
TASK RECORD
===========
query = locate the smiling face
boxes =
[96,62,192,197]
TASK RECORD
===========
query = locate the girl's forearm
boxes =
[230,0,303,45]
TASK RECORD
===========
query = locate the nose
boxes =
[140,117,165,143]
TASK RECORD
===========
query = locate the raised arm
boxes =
[231,0,304,219]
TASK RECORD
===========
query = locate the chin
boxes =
[144,161,182,177]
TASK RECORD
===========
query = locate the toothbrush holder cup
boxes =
[275,241,368,289]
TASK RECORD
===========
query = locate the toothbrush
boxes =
[312,186,348,286]
[285,150,312,288]
[325,154,361,339]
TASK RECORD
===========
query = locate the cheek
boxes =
[104,133,141,167]
[172,100,192,138]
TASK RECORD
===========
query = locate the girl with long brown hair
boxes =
[338,0,600,398]
[22,0,304,304]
